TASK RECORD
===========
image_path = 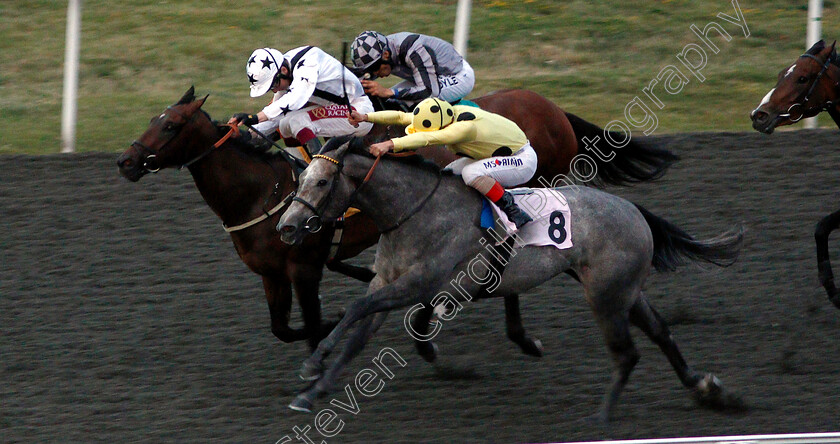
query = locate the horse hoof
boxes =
[289,394,314,413]
[299,359,323,381]
[418,342,439,363]
[695,374,723,398]
[519,338,544,358]
[582,411,610,426]
[692,373,748,412]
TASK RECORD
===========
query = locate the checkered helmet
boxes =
[351,31,389,71]
[246,48,284,98]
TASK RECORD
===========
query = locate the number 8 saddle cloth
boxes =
[482,188,574,250]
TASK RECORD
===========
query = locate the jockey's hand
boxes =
[348,110,368,127]
[361,79,394,98]
[229,113,259,126]
[369,140,394,157]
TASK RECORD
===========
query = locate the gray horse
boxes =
[277,136,744,422]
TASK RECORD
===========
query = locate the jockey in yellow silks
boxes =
[348,97,537,228]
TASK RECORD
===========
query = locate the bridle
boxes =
[782,51,840,125]
[291,151,441,234]
[130,105,239,173]
[130,104,306,234]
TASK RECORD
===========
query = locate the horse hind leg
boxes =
[590,311,640,424]
[628,294,745,411]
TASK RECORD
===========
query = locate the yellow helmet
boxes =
[406,98,455,134]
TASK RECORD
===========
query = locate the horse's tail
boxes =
[634,203,745,272]
[564,112,680,186]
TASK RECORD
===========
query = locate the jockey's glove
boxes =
[233,113,259,126]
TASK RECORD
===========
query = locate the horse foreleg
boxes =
[290,265,331,351]
[815,208,840,309]
[326,260,376,283]
[289,312,390,412]
[262,276,308,343]
[410,305,440,362]
[503,295,543,357]
[299,264,447,382]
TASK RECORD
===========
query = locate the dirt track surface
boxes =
[3,130,840,443]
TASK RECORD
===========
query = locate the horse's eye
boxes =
[317,179,328,187]
[798,76,809,84]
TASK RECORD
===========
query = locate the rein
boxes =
[133,106,304,233]
[180,124,239,169]
[294,151,442,234]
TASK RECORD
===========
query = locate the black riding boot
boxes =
[497,191,532,229]
[304,137,323,157]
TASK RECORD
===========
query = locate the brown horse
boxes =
[117,86,677,359]
[751,40,840,134]
[750,39,840,309]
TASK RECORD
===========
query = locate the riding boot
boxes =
[304,137,323,157]
[496,191,532,229]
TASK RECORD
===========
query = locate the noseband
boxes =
[291,154,346,233]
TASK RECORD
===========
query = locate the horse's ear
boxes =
[195,94,209,108]
[808,40,827,55]
[177,86,196,105]
[334,136,357,158]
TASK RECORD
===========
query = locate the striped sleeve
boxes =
[394,46,440,101]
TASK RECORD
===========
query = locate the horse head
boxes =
[277,136,365,245]
[117,86,213,181]
[751,40,840,134]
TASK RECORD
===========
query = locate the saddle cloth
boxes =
[482,188,573,250]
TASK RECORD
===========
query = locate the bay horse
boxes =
[277,136,744,421]
[117,87,678,358]
[750,39,840,309]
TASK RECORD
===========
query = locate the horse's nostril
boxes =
[752,110,768,122]
[280,224,295,234]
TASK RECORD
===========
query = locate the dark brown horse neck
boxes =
[821,64,840,128]
[185,117,297,235]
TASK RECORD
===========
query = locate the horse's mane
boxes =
[319,135,444,175]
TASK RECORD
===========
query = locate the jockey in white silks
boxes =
[229,46,374,155]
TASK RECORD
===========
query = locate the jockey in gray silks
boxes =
[229,46,374,155]
[350,31,475,107]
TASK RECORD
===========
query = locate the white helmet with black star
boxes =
[246,48,284,98]
[351,31,389,72]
